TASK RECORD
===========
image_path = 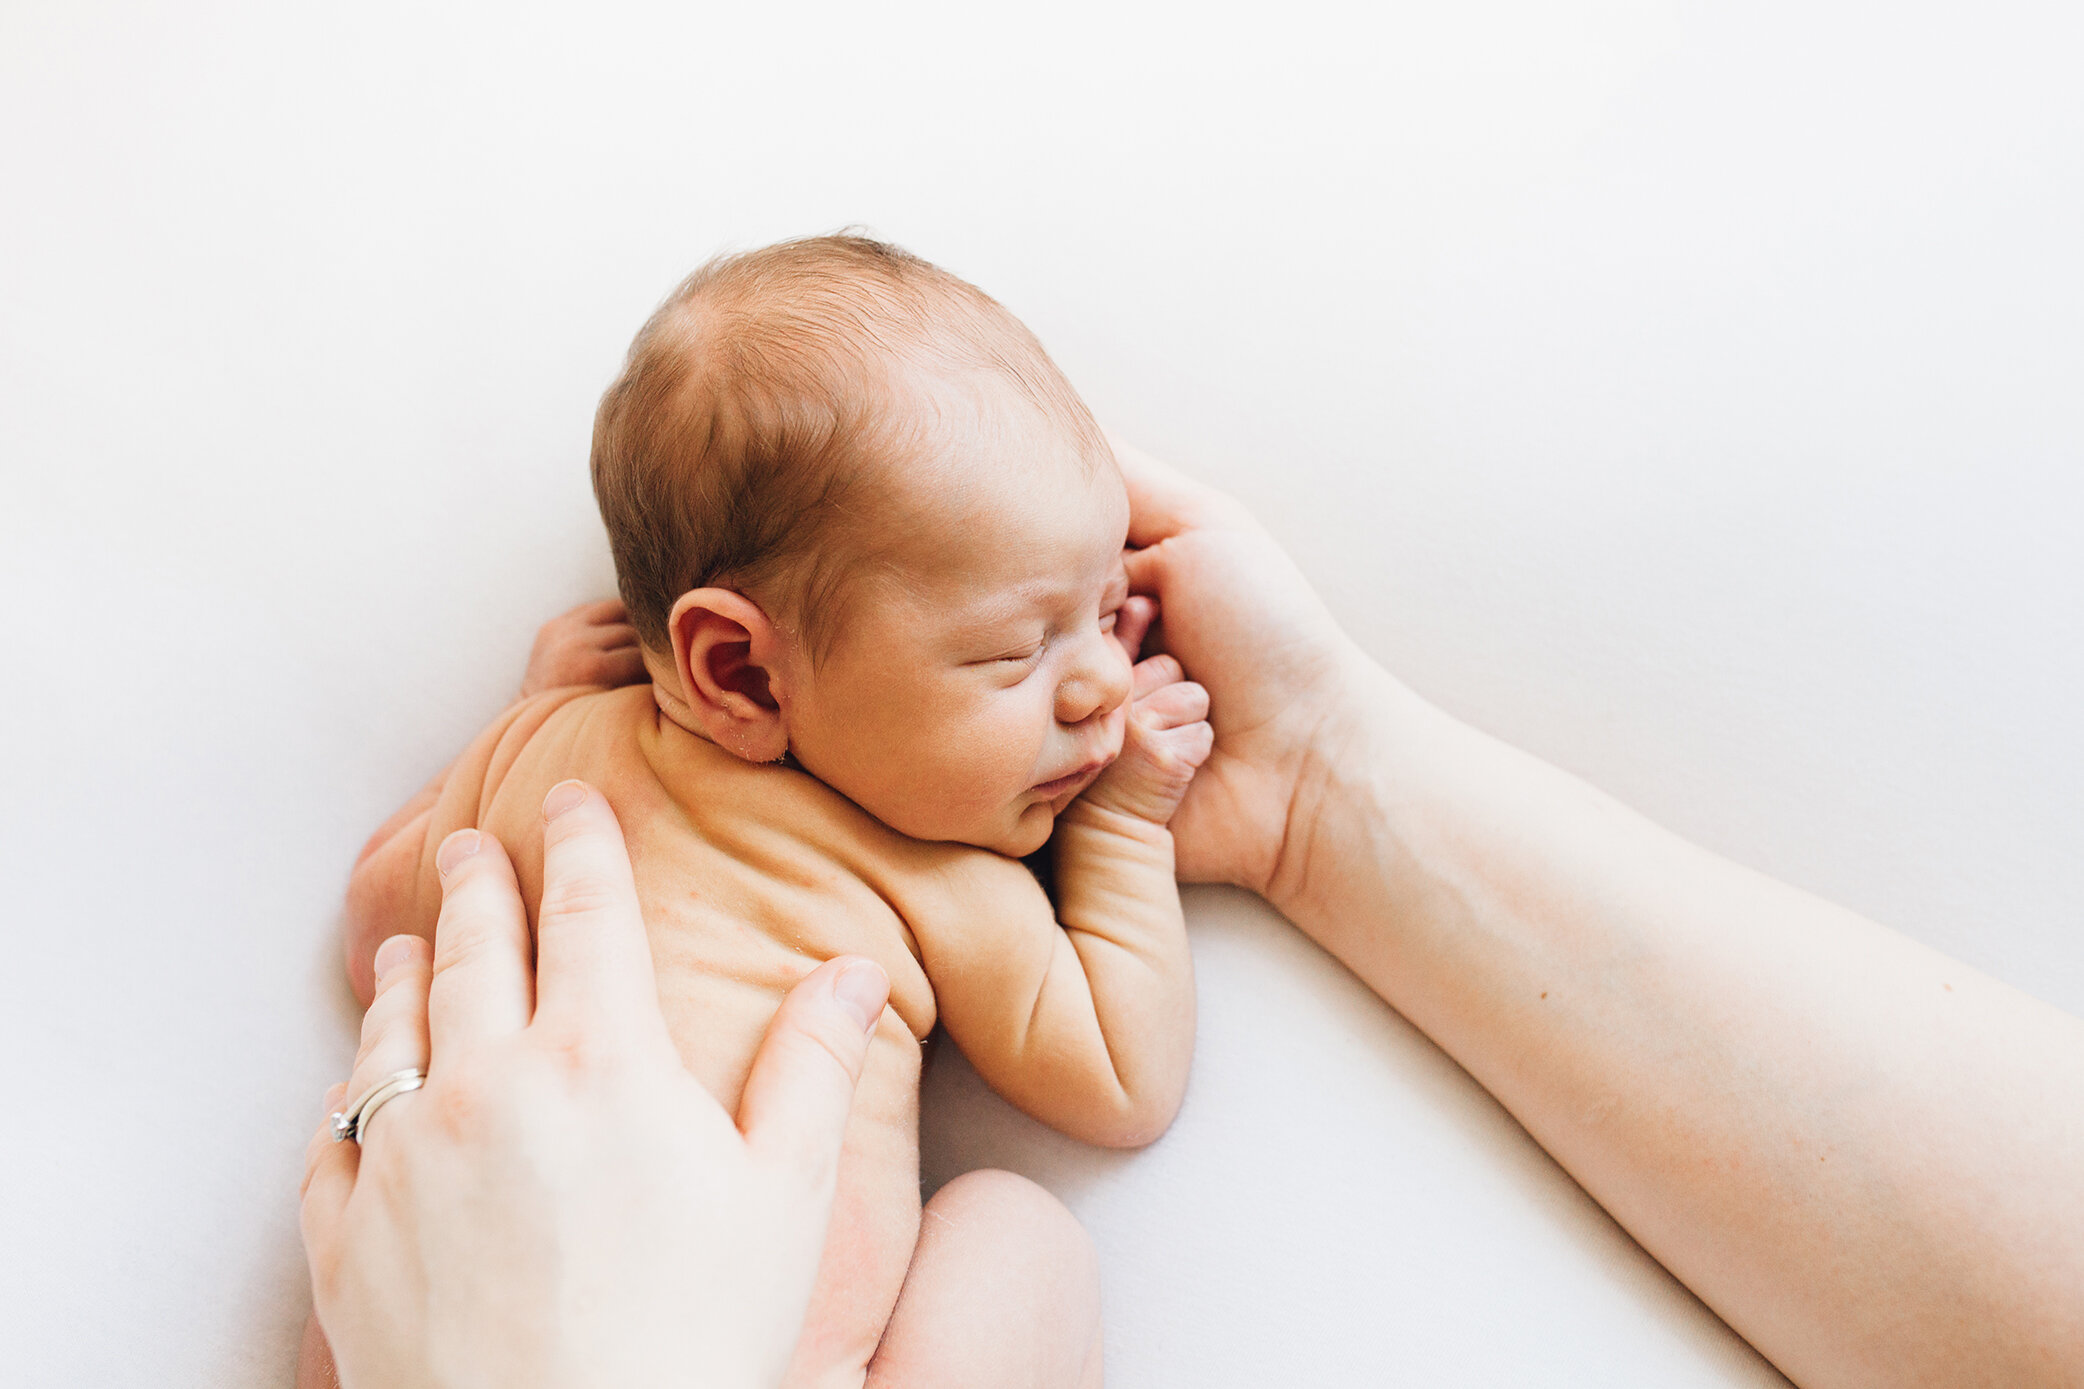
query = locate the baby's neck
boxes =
[652,682,705,735]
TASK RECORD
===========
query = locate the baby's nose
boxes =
[1056,633,1133,726]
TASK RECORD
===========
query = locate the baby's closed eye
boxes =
[967,639,1046,668]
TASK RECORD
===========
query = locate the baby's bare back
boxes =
[474,685,950,1383]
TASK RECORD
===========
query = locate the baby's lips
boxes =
[1036,757,1109,797]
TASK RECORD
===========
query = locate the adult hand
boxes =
[1111,435,1366,900]
[301,780,890,1389]
[1114,440,2084,1389]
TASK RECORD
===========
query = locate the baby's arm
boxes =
[914,656,1212,1148]
[341,601,641,1003]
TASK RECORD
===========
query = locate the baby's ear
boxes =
[665,588,791,763]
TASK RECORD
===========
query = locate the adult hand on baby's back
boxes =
[1111,436,1363,898]
[519,598,647,697]
[301,782,889,1389]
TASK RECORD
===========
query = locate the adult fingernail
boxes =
[436,829,481,879]
[373,933,417,984]
[543,780,588,821]
[832,959,890,1035]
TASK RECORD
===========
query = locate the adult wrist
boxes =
[1261,644,1446,926]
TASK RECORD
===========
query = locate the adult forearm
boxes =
[1274,657,2084,1388]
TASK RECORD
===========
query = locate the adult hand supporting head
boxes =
[1112,435,1370,903]
[301,780,890,1389]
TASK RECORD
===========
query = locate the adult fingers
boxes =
[342,935,434,1145]
[1109,433,1217,548]
[739,957,888,1187]
[301,1086,354,1269]
[307,940,432,1232]
[1121,543,1169,604]
[532,781,667,1041]
[301,1083,350,1198]
[428,829,533,1058]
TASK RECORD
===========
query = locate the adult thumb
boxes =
[737,956,889,1187]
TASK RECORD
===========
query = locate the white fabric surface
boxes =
[4,2,2079,1384]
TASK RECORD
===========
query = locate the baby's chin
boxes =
[864,791,1056,858]
[986,800,1061,859]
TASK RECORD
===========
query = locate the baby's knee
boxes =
[928,1169,1092,1256]
[872,1172,1104,1388]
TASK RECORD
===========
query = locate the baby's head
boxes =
[592,235,1134,857]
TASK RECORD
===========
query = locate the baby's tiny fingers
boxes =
[1130,653,1184,700]
[591,623,640,651]
[1136,718,1215,775]
[1136,679,1209,729]
[1113,594,1157,662]
[594,647,648,687]
[1179,719,1215,765]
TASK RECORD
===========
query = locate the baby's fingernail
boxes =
[436,829,481,879]
[373,933,417,984]
[832,959,890,1035]
[542,780,589,822]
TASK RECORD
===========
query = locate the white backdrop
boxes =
[3,2,2079,1384]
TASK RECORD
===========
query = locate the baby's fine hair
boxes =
[591,233,1106,654]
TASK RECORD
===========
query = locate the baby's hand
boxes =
[1080,655,1214,827]
[519,599,646,697]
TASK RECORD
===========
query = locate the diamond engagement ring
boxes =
[330,1068,427,1143]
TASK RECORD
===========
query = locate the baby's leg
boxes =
[867,1170,1103,1389]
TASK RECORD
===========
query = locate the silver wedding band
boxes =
[330,1068,426,1143]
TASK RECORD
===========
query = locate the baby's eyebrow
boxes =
[928,565,1126,652]
[936,598,1046,652]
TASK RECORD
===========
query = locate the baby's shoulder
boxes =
[546,688,1051,921]
[858,827,1055,939]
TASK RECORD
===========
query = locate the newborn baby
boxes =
[329,236,1211,1388]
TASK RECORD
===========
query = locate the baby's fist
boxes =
[520,599,647,697]
[1081,655,1214,826]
